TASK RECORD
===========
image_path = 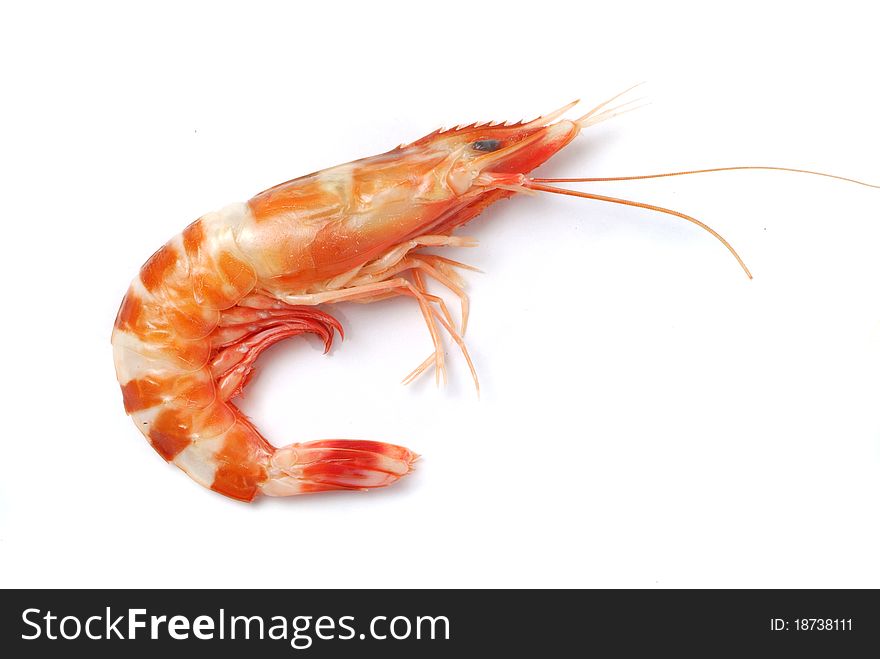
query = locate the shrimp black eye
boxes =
[472,139,502,152]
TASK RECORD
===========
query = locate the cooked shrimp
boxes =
[112,89,875,501]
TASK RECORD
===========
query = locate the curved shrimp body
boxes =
[112,203,417,500]
[113,101,595,501]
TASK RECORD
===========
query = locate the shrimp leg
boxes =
[408,254,474,335]
[278,278,479,391]
[209,303,343,401]
[283,278,449,385]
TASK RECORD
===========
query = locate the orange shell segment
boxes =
[210,422,270,501]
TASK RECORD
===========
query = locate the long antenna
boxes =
[533,166,880,189]
[525,180,753,279]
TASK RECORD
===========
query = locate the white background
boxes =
[2,1,879,588]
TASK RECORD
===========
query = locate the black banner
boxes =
[1,589,876,655]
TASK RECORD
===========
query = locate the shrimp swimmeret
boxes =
[112,89,877,501]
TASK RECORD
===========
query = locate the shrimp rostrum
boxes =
[115,90,845,501]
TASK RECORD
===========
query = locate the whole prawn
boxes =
[112,89,876,501]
